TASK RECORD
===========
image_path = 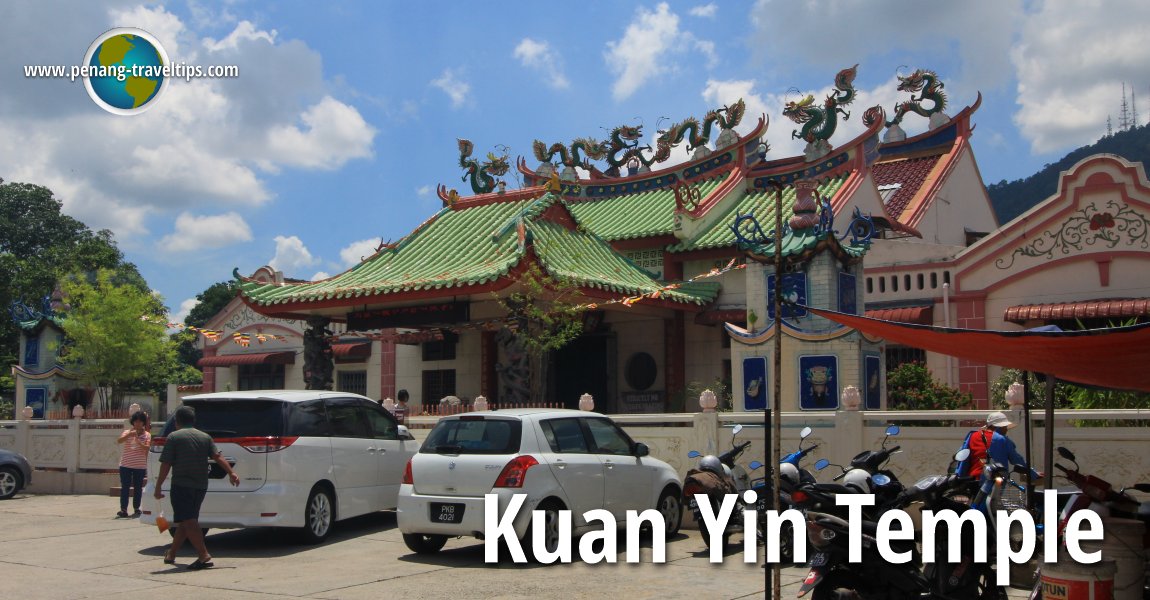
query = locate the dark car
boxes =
[0,448,32,499]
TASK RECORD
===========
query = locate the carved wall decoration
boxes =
[31,435,66,464]
[997,199,1150,269]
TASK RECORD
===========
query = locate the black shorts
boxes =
[170,485,208,523]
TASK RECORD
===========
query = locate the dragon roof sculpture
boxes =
[458,138,510,195]
[659,98,747,159]
[884,68,950,141]
[784,64,858,161]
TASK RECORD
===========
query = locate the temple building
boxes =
[216,65,1149,412]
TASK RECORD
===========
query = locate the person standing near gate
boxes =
[115,410,150,517]
[153,406,239,570]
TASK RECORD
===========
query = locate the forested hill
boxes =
[988,124,1150,223]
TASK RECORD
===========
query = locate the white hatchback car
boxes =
[396,409,682,556]
[141,390,416,543]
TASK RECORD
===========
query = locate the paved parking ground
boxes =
[0,494,1031,599]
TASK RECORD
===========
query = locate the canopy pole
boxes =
[1023,372,1034,510]
[1044,376,1055,492]
[769,180,783,599]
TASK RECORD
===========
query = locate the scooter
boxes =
[685,424,757,548]
[1028,446,1150,600]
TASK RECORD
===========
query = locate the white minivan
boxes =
[141,390,416,543]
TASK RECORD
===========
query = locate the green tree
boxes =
[0,179,142,396]
[495,263,586,403]
[58,269,173,411]
[887,362,974,410]
[173,281,238,368]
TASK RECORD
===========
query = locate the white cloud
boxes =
[202,20,276,51]
[266,96,376,169]
[160,212,254,253]
[0,6,376,242]
[513,38,570,90]
[311,271,330,281]
[605,3,681,101]
[748,0,1021,94]
[339,238,382,267]
[416,185,432,197]
[689,4,718,18]
[268,235,319,274]
[605,3,715,101]
[1011,0,1150,153]
[432,69,471,108]
[172,297,200,325]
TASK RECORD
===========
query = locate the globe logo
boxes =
[82,28,170,115]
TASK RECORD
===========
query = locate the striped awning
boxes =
[332,342,372,361]
[1004,298,1150,323]
[198,351,296,367]
[865,305,933,325]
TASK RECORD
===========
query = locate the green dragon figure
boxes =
[604,124,672,173]
[458,138,510,195]
[784,64,859,145]
[885,68,948,127]
[660,98,747,153]
[531,137,608,169]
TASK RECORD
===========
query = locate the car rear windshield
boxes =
[420,418,521,455]
[182,400,285,438]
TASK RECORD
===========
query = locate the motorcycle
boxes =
[1028,446,1150,600]
[811,425,906,507]
[798,449,1001,600]
[685,424,759,548]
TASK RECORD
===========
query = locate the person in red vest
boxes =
[956,411,1041,480]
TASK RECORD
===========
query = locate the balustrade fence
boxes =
[3,407,1148,495]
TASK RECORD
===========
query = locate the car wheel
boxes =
[403,533,448,554]
[299,486,334,544]
[0,467,22,500]
[657,487,682,536]
[524,500,563,563]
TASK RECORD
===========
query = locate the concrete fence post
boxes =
[833,408,864,460]
[16,420,30,458]
[66,419,81,474]
[691,411,720,459]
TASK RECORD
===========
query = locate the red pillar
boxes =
[954,299,989,408]
[201,347,217,393]
[664,313,686,412]
[378,328,396,400]
[481,330,497,403]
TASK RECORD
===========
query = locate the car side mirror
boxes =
[632,442,649,457]
[687,450,701,458]
[397,425,415,441]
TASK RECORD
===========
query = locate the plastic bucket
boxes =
[1039,559,1116,600]
[1081,517,1147,600]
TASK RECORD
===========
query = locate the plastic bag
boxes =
[156,507,169,533]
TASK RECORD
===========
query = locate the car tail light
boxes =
[223,436,299,453]
[402,459,413,485]
[150,437,166,453]
[493,455,538,488]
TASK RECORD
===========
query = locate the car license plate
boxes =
[810,552,827,567]
[431,502,464,523]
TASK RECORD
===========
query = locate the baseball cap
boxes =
[987,411,1015,429]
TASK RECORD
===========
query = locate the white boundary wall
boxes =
[3,408,1148,495]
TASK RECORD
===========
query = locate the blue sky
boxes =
[3,1,1150,322]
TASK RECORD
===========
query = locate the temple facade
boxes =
[219,65,1148,412]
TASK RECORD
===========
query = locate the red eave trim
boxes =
[198,351,296,367]
[1004,298,1150,323]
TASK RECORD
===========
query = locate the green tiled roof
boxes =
[569,173,728,241]
[668,175,847,252]
[238,194,717,308]
[742,227,869,260]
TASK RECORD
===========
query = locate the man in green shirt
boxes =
[154,406,239,570]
